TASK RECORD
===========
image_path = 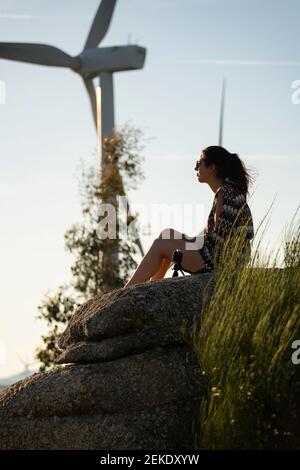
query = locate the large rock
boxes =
[57,273,215,349]
[55,327,184,364]
[0,273,215,450]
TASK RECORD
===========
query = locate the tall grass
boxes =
[191,205,300,449]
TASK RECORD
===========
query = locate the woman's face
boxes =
[195,153,213,183]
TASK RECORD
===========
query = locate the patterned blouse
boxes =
[198,181,254,270]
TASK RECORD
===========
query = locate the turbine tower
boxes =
[218,76,226,146]
[0,0,146,287]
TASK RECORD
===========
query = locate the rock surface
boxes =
[0,273,215,450]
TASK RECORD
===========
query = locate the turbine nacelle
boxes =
[76,45,146,78]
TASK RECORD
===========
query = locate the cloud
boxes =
[246,154,300,161]
[164,59,300,67]
[147,154,191,161]
[146,153,300,162]
[0,14,89,20]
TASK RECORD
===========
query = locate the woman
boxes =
[123,146,254,288]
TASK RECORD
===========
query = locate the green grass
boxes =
[191,205,300,449]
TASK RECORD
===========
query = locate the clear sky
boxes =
[0,0,300,379]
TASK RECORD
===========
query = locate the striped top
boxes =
[198,181,254,270]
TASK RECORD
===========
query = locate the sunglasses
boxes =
[195,158,206,170]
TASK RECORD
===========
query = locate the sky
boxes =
[0,0,300,379]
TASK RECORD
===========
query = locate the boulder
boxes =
[0,273,215,450]
[58,273,215,349]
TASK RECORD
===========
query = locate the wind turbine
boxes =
[192,77,227,260]
[0,0,146,284]
[218,76,226,146]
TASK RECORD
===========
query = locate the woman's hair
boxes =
[201,145,255,196]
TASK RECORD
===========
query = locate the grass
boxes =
[191,204,300,449]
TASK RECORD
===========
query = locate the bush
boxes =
[192,206,300,449]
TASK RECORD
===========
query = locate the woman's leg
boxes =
[123,237,164,288]
[123,228,205,288]
[150,257,171,281]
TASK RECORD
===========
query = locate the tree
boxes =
[35,123,147,371]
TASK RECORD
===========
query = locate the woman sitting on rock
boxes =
[123,145,255,288]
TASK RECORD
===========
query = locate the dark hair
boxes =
[201,145,255,196]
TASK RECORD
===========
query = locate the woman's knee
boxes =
[154,236,185,260]
[158,228,183,240]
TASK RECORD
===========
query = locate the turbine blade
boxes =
[84,0,117,50]
[0,42,79,69]
[83,78,97,129]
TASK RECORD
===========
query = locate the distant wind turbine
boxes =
[218,76,226,146]
[0,0,146,283]
[193,77,227,253]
